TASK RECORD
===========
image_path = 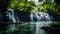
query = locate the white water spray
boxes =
[30,12,53,34]
[8,9,17,22]
[7,9,20,33]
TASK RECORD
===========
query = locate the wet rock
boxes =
[41,25,60,34]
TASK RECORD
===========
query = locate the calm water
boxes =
[0,22,55,34]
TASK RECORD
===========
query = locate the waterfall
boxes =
[30,13,34,22]
[30,13,35,33]
[35,12,51,22]
[30,12,52,22]
[7,9,15,22]
[7,9,20,33]
[29,1,53,34]
[7,9,19,23]
[30,12,53,34]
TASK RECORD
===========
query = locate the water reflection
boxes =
[35,22,51,34]
[0,22,55,34]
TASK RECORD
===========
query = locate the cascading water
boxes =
[7,9,19,22]
[35,12,51,22]
[30,12,53,34]
[29,0,53,34]
[30,13,35,33]
[30,13,34,22]
[7,9,20,34]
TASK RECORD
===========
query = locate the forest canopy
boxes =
[0,0,60,15]
[8,0,60,15]
[0,0,60,21]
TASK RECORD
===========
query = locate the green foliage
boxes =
[40,1,60,15]
[9,0,36,12]
[8,0,60,15]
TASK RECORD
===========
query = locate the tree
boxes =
[9,0,36,12]
[40,0,60,21]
